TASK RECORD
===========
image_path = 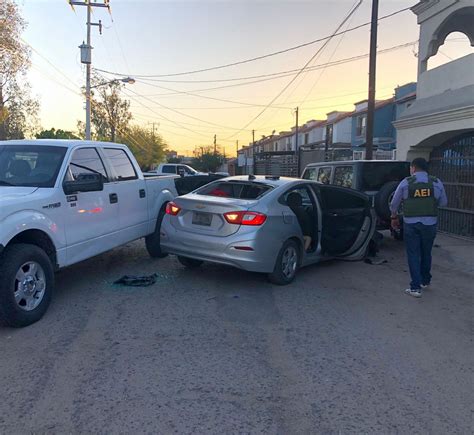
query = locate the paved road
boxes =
[0,235,472,434]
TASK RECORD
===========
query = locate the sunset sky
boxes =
[19,0,473,155]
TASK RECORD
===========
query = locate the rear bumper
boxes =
[160,220,279,273]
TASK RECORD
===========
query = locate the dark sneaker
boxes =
[405,288,422,298]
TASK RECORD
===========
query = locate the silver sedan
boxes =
[160,176,376,285]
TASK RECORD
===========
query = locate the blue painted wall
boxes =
[351,101,396,148]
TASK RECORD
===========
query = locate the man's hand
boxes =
[391,216,400,230]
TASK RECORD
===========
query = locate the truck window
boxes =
[103,148,138,181]
[360,162,410,191]
[0,145,67,188]
[67,148,108,182]
[162,165,177,174]
[302,166,331,183]
[333,166,353,188]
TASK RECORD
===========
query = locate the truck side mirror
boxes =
[63,173,104,195]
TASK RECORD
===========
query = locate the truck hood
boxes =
[0,187,44,223]
[0,186,38,199]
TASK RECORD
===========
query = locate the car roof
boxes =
[304,160,408,168]
[221,175,304,188]
[0,139,128,149]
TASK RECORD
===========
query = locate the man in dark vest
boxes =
[390,157,448,298]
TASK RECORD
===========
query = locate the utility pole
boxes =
[213,134,217,154]
[295,107,300,176]
[365,0,379,160]
[236,140,239,157]
[70,1,110,140]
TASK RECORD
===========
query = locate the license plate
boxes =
[192,212,212,226]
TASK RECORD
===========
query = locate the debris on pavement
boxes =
[364,258,388,265]
[114,274,159,287]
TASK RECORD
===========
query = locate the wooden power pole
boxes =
[365,0,379,160]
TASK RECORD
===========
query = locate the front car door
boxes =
[313,184,375,259]
[63,147,120,266]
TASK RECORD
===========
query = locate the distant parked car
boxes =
[160,175,376,285]
[152,163,204,177]
[301,160,410,239]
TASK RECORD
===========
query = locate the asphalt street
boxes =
[0,234,472,434]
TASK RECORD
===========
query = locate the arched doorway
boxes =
[429,131,474,238]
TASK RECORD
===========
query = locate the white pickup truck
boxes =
[0,140,183,327]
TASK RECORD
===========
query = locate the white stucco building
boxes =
[394,0,474,161]
[394,0,474,238]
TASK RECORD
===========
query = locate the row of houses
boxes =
[232,1,473,238]
[236,82,417,177]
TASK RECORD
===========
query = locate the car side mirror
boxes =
[63,173,104,195]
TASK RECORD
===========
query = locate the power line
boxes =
[122,41,416,97]
[93,5,412,78]
[224,0,363,140]
[133,79,293,109]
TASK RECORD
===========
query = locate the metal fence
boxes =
[429,132,474,238]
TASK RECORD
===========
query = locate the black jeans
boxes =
[404,222,437,290]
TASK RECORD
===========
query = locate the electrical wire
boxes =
[123,41,417,98]
[224,0,363,140]
[93,5,412,78]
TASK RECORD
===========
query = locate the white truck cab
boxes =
[0,140,179,327]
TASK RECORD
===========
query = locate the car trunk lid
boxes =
[170,194,257,237]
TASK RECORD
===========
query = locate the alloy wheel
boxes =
[281,246,298,279]
[14,261,46,311]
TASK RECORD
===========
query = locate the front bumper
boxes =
[160,220,279,273]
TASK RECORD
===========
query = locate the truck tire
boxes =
[268,239,300,285]
[145,207,168,258]
[0,244,54,328]
[177,256,203,268]
[374,181,399,221]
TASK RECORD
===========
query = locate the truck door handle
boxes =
[139,189,146,198]
[109,193,118,204]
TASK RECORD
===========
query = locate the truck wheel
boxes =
[145,207,168,258]
[268,240,300,285]
[374,181,399,221]
[177,256,203,268]
[0,244,54,328]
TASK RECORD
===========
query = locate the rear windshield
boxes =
[196,181,272,199]
[360,162,410,191]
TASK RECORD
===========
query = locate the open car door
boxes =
[314,184,376,260]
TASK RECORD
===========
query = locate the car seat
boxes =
[9,160,32,178]
[287,192,313,238]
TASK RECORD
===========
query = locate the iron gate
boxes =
[429,131,474,238]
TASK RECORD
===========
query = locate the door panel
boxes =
[316,185,373,256]
[63,147,120,265]
[102,148,149,242]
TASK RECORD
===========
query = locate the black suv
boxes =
[301,160,410,239]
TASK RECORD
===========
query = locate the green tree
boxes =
[36,128,80,140]
[118,125,167,170]
[0,0,38,140]
[192,147,224,172]
[89,75,132,142]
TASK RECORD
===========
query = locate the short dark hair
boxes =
[411,157,429,172]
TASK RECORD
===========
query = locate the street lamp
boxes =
[85,76,135,140]
[90,76,135,89]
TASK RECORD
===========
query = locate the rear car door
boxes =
[63,147,120,265]
[313,185,375,259]
[102,148,148,242]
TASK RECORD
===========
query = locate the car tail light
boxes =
[224,211,267,226]
[166,201,181,216]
